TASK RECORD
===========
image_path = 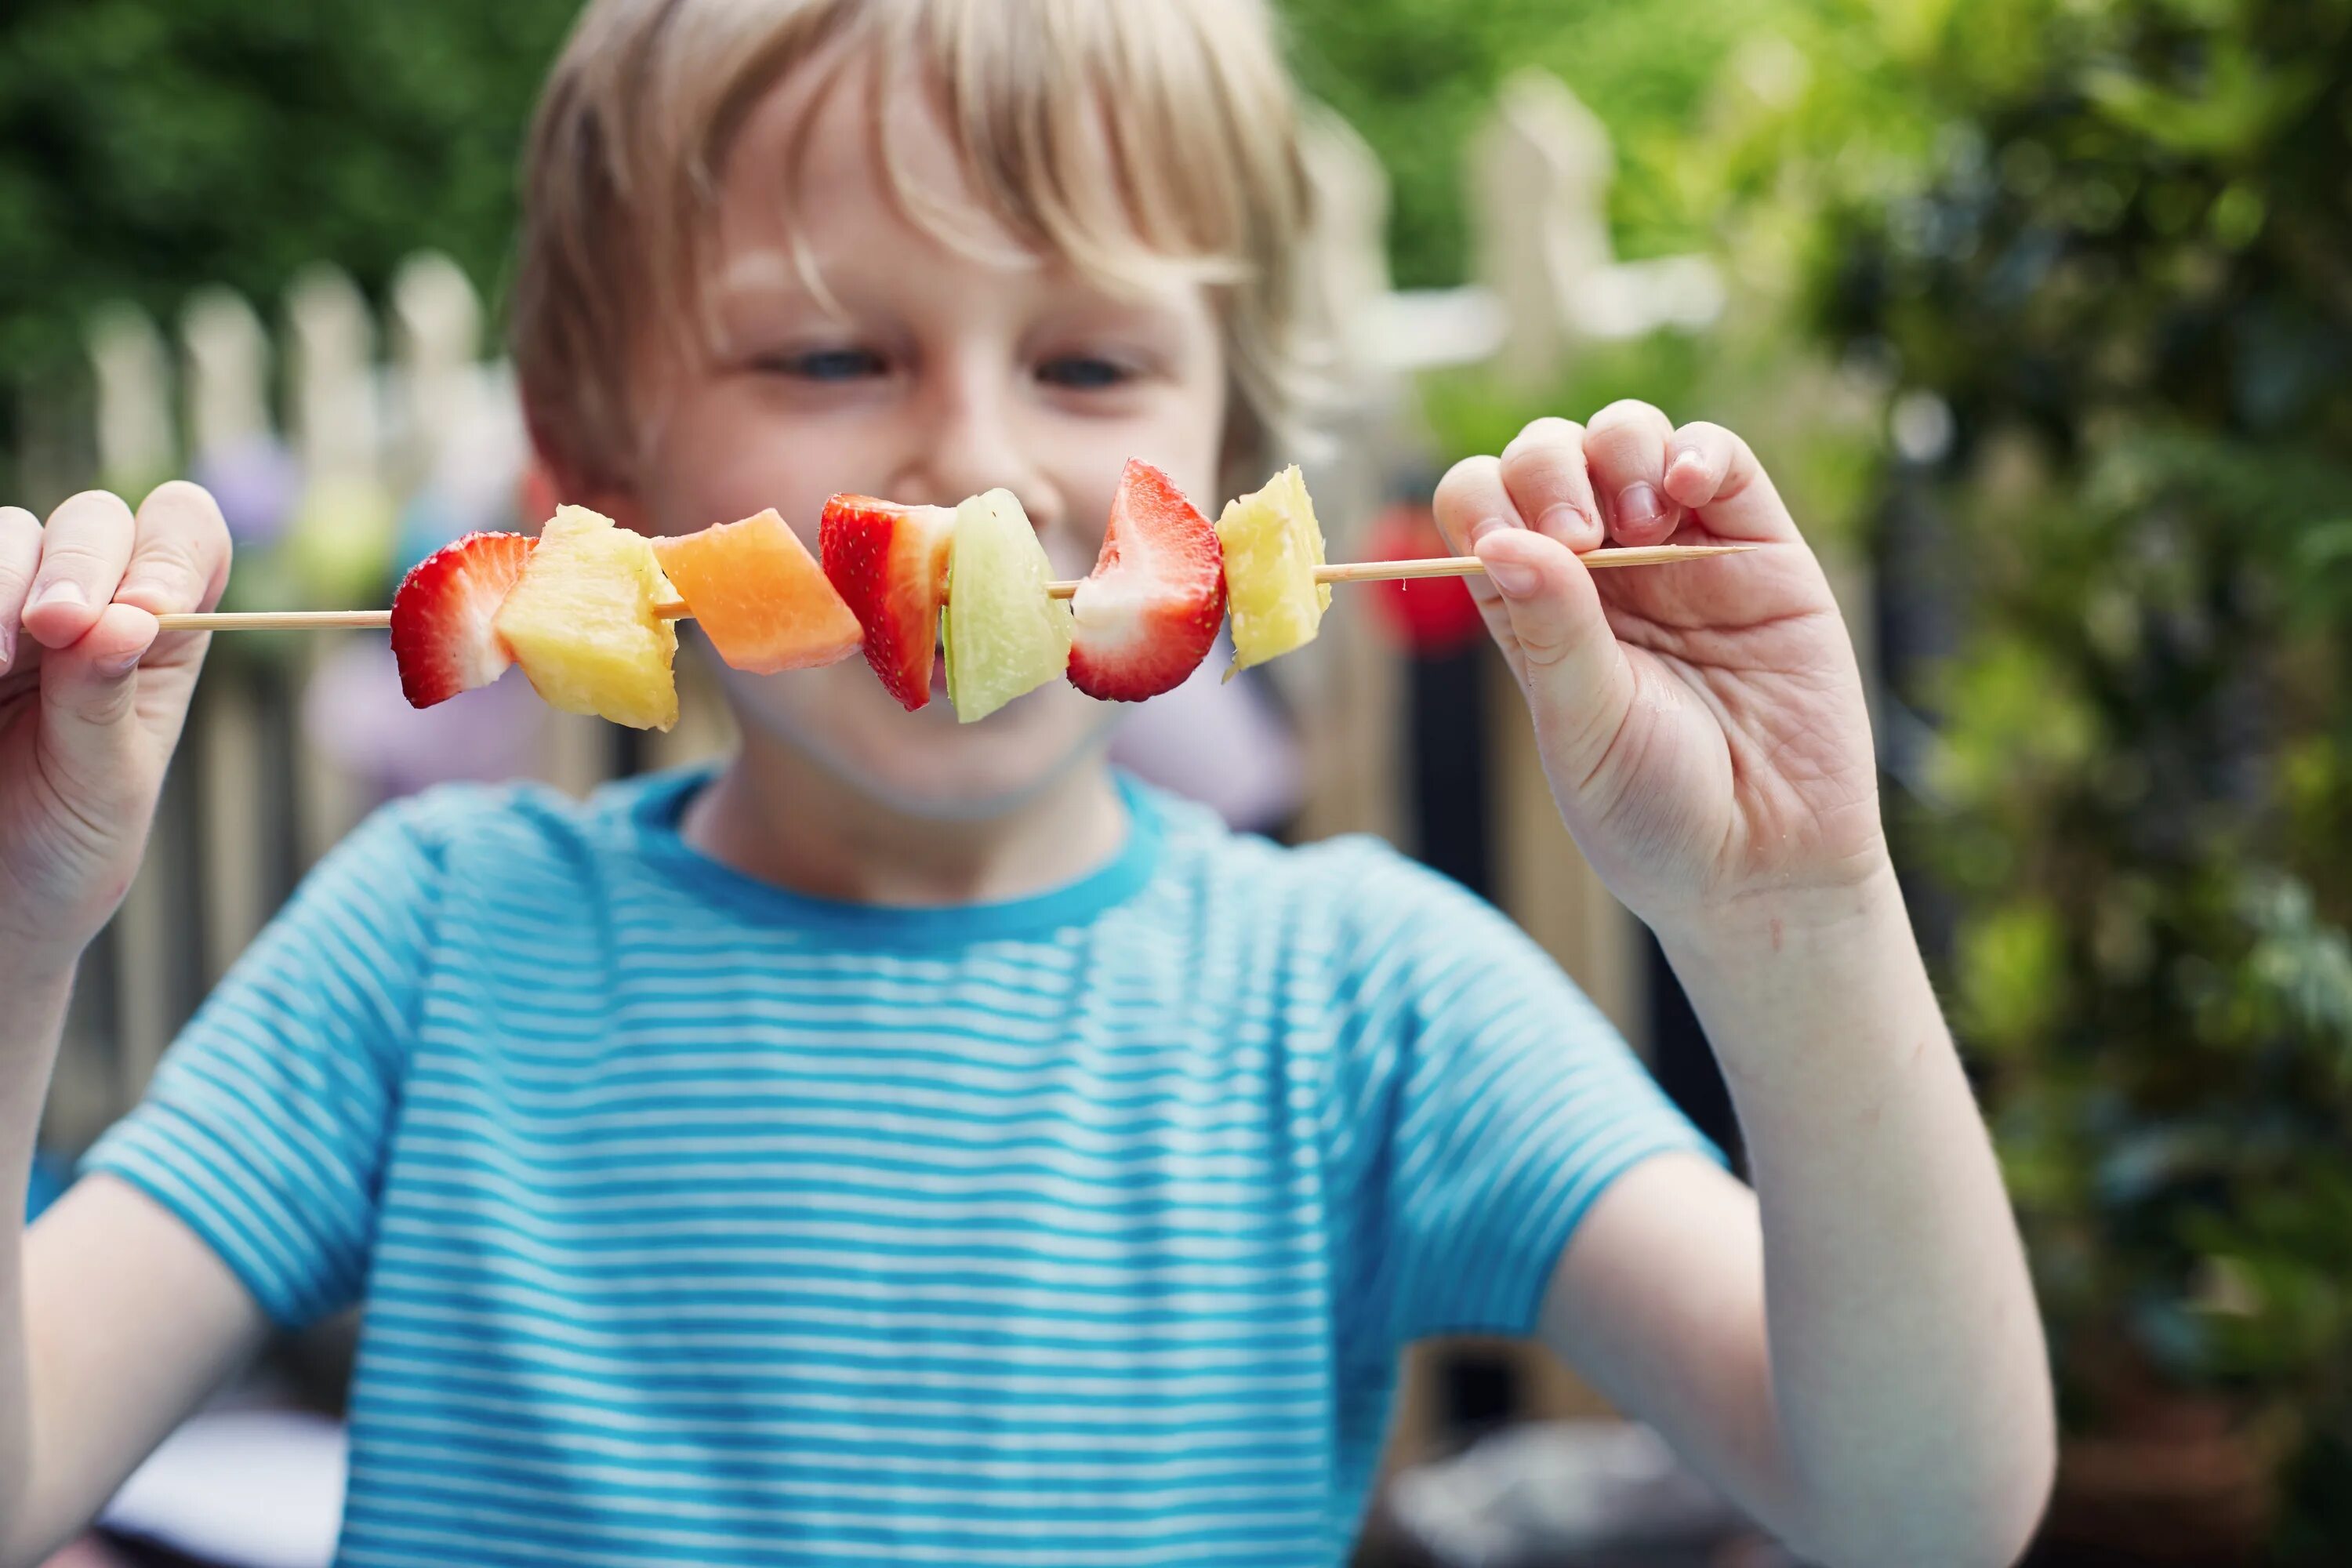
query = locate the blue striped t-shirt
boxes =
[85,767,1715,1566]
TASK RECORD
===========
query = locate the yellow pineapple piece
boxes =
[493,505,680,730]
[1215,465,1331,673]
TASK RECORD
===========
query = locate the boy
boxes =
[0,1,2054,1563]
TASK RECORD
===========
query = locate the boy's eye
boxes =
[761,347,888,382]
[1036,354,1134,390]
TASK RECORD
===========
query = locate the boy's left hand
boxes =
[1433,402,1883,939]
[1446,407,2058,1566]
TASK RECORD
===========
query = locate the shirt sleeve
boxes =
[78,796,448,1328]
[1318,844,1724,1352]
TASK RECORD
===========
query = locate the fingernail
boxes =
[1537,503,1592,541]
[1484,557,1541,597]
[1616,484,1662,532]
[1467,515,1508,546]
[0,624,13,670]
[99,645,145,677]
[31,581,85,612]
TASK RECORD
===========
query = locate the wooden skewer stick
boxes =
[151,543,1755,633]
[1302,543,1752,588]
[154,608,412,631]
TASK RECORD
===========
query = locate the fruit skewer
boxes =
[140,460,1756,729]
[150,546,1747,634]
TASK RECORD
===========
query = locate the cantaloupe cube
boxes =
[652,509,862,673]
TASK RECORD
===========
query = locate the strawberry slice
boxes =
[1067,459,1225,702]
[389,532,535,708]
[819,494,956,711]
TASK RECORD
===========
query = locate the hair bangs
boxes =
[516,0,1321,498]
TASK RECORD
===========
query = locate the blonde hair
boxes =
[513,0,1323,500]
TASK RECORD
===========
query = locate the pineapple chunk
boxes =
[493,505,680,730]
[1215,465,1330,673]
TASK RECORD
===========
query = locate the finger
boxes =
[1583,400,1682,547]
[1431,455,1531,657]
[0,506,40,674]
[1472,528,1635,784]
[1662,420,1799,543]
[1432,453,1526,552]
[39,601,161,794]
[119,481,233,661]
[24,491,136,651]
[1497,418,1602,550]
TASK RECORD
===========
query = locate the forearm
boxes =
[0,957,74,1559]
[1658,868,2054,1566]
[0,958,270,1568]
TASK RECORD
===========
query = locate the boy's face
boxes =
[622,58,1229,817]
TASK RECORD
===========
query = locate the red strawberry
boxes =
[389,532,535,708]
[818,494,957,711]
[1067,459,1225,702]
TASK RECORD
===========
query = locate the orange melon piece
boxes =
[652,509,864,673]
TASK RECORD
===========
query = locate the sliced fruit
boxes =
[389,531,535,709]
[819,495,957,710]
[492,504,680,731]
[1215,464,1332,673]
[942,488,1073,723]
[652,509,862,674]
[1066,459,1225,702]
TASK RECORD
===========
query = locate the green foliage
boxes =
[1788,0,2352,1544]
[1279,0,1811,285]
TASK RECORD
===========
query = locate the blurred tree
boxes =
[1758,0,2352,1557]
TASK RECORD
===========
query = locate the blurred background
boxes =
[10,0,2352,1564]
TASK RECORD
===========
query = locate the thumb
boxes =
[1474,527,1635,781]
[38,601,161,802]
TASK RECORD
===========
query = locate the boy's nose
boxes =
[896,376,1062,533]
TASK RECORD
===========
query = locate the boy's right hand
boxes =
[0,485,230,978]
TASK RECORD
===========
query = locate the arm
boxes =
[0,487,267,1568]
[1433,408,2053,1566]
[1541,885,2051,1566]
[4,1009,267,1566]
